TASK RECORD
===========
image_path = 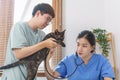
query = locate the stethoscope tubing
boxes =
[45,52,83,79]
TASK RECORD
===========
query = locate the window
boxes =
[0,0,14,67]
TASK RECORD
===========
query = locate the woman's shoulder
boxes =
[94,53,106,58]
[93,53,108,62]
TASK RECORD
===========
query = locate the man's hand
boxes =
[43,38,58,49]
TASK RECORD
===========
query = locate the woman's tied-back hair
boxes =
[32,3,55,18]
[77,30,96,52]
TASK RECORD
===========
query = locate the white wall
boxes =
[62,0,120,79]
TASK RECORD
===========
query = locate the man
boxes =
[1,3,57,80]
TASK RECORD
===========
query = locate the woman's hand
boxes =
[104,77,113,80]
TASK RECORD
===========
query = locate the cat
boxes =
[0,29,66,80]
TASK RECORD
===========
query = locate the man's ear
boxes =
[35,10,42,17]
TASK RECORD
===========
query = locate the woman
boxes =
[46,30,115,80]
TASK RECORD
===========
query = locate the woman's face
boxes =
[76,37,94,59]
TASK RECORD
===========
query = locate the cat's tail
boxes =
[0,60,23,70]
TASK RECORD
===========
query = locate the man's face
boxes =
[37,12,52,29]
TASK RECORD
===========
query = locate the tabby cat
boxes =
[0,29,65,80]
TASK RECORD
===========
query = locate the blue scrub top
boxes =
[55,53,115,80]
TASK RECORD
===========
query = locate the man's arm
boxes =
[13,38,57,59]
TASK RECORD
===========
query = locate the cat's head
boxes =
[44,29,66,47]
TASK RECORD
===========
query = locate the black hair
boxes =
[76,30,96,52]
[32,3,55,18]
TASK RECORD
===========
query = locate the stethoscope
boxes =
[74,52,84,66]
[45,52,84,79]
[66,53,84,77]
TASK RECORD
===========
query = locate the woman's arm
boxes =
[104,77,113,80]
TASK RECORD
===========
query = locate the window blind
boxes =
[0,0,14,66]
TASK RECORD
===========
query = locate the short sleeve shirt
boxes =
[55,53,115,80]
[1,22,46,80]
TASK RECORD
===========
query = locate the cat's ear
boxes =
[61,29,66,35]
[55,29,59,35]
